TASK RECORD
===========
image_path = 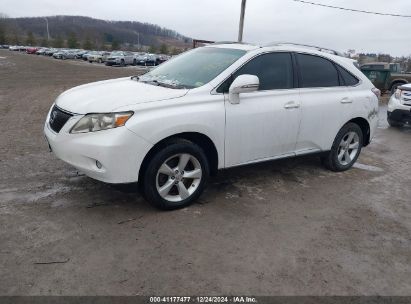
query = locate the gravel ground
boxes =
[0,50,410,296]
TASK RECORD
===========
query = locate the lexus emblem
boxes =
[50,111,57,124]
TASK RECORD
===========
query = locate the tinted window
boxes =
[297,54,339,88]
[217,52,293,93]
[336,65,359,86]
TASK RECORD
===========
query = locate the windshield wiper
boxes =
[139,79,188,89]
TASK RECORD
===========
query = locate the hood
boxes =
[55,77,189,114]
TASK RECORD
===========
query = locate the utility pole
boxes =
[238,0,247,42]
[44,17,50,40]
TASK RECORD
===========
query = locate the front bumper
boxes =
[106,59,120,66]
[388,95,411,124]
[44,112,153,184]
[387,109,411,124]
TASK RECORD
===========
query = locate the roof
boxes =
[204,41,346,58]
[205,43,259,51]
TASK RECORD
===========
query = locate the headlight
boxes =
[70,112,133,134]
[394,89,401,100]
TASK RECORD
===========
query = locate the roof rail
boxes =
[213,41,250,45]
[264,42,345,56]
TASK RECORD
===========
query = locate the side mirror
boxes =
[228,74,259,104]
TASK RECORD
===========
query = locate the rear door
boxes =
[295,53,354,153]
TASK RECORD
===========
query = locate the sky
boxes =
[1,0,410,56]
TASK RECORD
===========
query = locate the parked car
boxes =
[9,45,20,51]
[52,50,66,59]
[136,53,157,66]
[102,52,112,62]
[62,50,78,60]
[81,50,97,61]
[87,51,102,63]
[88,51,111,63]
[105,51,135,66]
[134,53,148,65]
[36,48,49,55]
[387,83,411,127]
[74,50,88,59]
[157,54,170,65]
[26,47,39,54]
[360,62,411,94]
[45,48,58,56]
[44,43,379,210]
[0,44,10,49]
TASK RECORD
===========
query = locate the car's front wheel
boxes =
[142,139,209,210]
[322,122,363,172]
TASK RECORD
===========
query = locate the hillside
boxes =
[0,15,192,51]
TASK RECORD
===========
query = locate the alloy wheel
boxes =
[156,153,202,203]
[337,131,360,166]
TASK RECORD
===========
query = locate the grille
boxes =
[49,105,73,133]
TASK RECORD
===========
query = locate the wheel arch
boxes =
[138,132,219,182]
[389,79,408,91]
[347,117,371,146]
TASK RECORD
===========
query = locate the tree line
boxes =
[0,14,190,54]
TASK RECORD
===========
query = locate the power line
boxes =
[293,0,411,18]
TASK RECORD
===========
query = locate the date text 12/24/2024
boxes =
[149,297,257,303]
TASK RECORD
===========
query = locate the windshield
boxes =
[111,51,123,56]
[139,47,246,89]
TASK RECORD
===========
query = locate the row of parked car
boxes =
[1,45,170,67]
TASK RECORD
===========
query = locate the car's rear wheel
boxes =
[120,60,125,67]
[98,58,102,63]
[133,59,137,66]
[322,123,363,172]
[142,139,209,210]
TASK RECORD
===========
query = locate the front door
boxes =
[224,52,302,167]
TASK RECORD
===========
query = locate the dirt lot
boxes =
[0,50,410,296]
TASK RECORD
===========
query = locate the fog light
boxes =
[96,160,102,169]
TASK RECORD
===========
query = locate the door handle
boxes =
[340,97,353,104]
[284,101,300,109]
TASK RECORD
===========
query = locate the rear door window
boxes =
[297,53,339,88]
[336,65,359,86]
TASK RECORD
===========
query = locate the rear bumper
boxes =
[44,114,153,184]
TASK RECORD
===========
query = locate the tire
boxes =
[141,139,209,210]
[120,60,125,67]
[322,123,363,172]
[133,59,137,66]
[98,58,102,63]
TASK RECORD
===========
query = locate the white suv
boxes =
[388,84,411,127]
[44,43,379,210]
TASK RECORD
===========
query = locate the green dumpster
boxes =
[360,64,391,92]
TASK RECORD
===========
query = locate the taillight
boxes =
[371,88,381,98]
